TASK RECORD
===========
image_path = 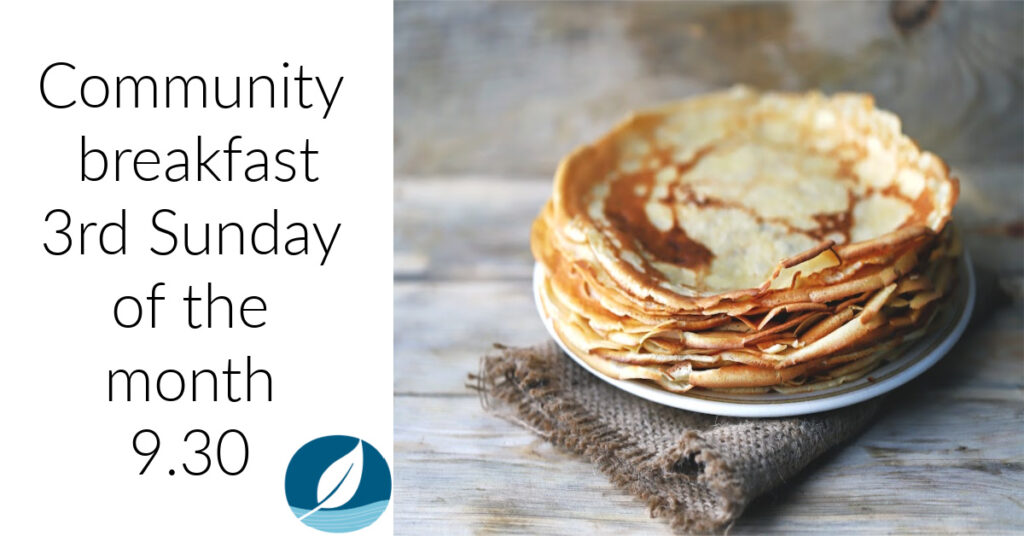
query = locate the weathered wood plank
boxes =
[395,178,548,281]
[395,2,1024,532]
[395,167,1024,283]
[395,339,1024,534]
[394,396,662,534]
[394,277,1023,396]
[396,2,1023,176]
[394,279,545,395]
[393,167,1024,532]
[395,293,1024,532]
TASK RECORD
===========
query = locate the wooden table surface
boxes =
[394,173,1023,535]
[394,2,1024,533]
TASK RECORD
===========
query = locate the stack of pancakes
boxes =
[532,88,960,394]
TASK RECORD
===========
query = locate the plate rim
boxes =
[532,251,976,418]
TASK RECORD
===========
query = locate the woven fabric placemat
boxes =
[472,342,881,533]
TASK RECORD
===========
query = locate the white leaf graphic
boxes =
[298,440,363,520]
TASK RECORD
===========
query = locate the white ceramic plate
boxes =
[533,251,975,417]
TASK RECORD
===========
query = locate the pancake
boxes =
[545,86,957,311]
[537,226,958,391]
[532,88,961,393]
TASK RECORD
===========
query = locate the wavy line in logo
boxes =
[285,435,391,533]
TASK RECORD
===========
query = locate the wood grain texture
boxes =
[395,178,548,281]
[395,2,1024,531]
[395,307,1024,534]
[396,1,1023,177]
[395,279,544,395]
[394,173,1024,533]
[396,170,1024,285]
[395,392,1023,535]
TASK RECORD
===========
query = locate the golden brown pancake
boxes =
[533,88,960,393]
[544,87,957,310]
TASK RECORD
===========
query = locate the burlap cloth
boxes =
[472,342,881,534]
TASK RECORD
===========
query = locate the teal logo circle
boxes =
[284,436,391,532]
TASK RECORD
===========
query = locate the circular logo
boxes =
[285,436,391,533]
